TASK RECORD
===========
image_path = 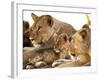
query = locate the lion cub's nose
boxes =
[65,55,70,59]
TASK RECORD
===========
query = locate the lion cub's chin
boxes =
[54,48,60,53]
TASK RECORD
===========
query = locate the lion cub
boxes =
[53,26,91,68]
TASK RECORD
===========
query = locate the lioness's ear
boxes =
[31,13,38,21]
[79,29,87,39]
[45,15,53,27]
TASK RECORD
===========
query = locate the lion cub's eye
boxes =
[30,28,34,31]
[69,37,72,42]
[72,53,76,56]
[71,53,76,57]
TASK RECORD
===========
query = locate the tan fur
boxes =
[23,48,59,69]
[23,14,91,68]
[53,27,91,68]
[54,33,70,59]
[29,13,76,48]
[53,14,91,67]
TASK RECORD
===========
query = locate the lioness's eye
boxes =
[38,26,42,30]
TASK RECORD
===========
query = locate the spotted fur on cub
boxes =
[23,33,69,69]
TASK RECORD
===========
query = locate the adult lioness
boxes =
[29,13,76,48]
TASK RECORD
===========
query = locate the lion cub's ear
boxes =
[31,13,38,21]
[82,24,90,29]
[79,29,87,40]
[56,33,68,46]
[61,33,68,43]
[54,33,68,51]
[44,15,53,27]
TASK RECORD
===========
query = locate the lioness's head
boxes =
[29,13,53,46]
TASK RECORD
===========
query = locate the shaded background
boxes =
[23,10,91,30]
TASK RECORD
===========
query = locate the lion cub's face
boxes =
[54,33,72,59]
[69,28,91,53]
[67,27,91,64]
[29,13,53,46]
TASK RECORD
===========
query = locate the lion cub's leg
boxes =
[25,48,59,69]
[53,53,90,68]
[27,55,47,68]
[55,53,90,68]
[77,54,90,65]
